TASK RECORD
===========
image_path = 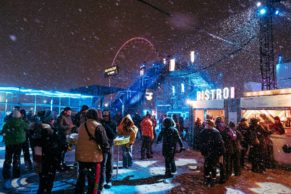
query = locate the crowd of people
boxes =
[0,106,186,194]
[196,116,285,187]
[0,105,286,192]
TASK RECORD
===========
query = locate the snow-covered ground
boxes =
[0,138,197,193]
[0,138,290,194]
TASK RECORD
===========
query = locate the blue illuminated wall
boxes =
[0,86,96,127]
[276,62,291,88]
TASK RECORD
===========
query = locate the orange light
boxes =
[244,88,291,97]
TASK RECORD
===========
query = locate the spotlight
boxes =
[190,51,195,63]
[169,58,175,71]
[258,7,267,16]
[256,2,262,7]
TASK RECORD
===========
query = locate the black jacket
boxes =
[40,123,62,159]
[199,127,225,158]
[157,126,183,156]
[101,120,117,147]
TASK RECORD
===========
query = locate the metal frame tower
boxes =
[259,0,276,90]
[259,0,286,90]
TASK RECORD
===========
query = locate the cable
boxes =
[136,0,171,17]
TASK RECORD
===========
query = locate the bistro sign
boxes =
[197,87,235,101]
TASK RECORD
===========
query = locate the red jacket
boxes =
[140,117,154,139]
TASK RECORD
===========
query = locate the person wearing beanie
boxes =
[157,117,184,178]
[74,105,89,128]
[1,110,28,180]
[34,110,62,194]
[237,118,249,168]
[199,119,225,186]
[100,110,116,189]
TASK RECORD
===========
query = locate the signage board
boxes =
[104,66,119,77]
[241,94,291,108]
[197,87,235,101]
[145,89,153,101]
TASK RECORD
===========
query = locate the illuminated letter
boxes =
[223,87,229,99]
[197,91,201,101]
[205,90,210,100]
[216,89,222,100]
[201,91,205,100]
[210,89,216,100]
[230,87,235,98]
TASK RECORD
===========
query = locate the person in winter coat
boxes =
[237,118,249,168]
[75,109,110,194]
[74,105,89,128]
[215,117,229,182]
[260,122,275,168]
[227,122,242,176]
[1,110,28,179]
[20,109,33,170]
[194,117,203,150]
[57,107,76,170]
[218,119,242,180]
[247,118,268,173]
[271,116,285,135]
[36,110,62,194]
[199,119,225,186]
[100,110,116,189]
[157,117,184,178]
[29,112,44,172]
[117,114,138,168]
[150,115,157,154]
[140,113,154,159]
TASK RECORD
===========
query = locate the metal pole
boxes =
[117,145,119,178]
[59,97,61,115]
[50,99,53,111]
[34,95,37,115]
[5,99,8,113]
[109,77,112,108]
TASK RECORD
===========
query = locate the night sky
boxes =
[1,0,291,92]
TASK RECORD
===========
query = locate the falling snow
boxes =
[0,0,290,91]
[9,35,17,42]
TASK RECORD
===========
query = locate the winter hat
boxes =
[146,112,151,117]
[163,117,176,128]
[81,105,89,112]
[42,110,54,123]
[250,118,259,125]
[20,109,26,117]
[12,110,22,118]
[240,118,247,122]
[64,107,71,112]
[229,121,236,128]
